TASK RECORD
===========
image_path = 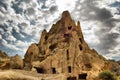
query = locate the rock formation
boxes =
[24,11,116,80]
[0,51,23,70]
[0,50,9,58]
[10,54,23,69]
[24,43,40,70]
[0,50,10,69]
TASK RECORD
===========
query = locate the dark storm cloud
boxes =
[96,8,113,20]
[96,33,119,54]
[49,5,58,13]
[79,1,119,29]
[73,0,120,57]
[26,7,35,16]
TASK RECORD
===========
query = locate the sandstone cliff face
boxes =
[24,11,113,80]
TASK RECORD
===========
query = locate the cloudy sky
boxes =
[0,0,120,60]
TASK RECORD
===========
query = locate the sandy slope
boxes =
[0,70,66,80]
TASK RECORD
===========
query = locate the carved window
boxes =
[45,36,48,41]
[78,73,87,79]
[67,50,69,60]
[68,26,72,30]
[68,66,71,73]
[79,45,82,50]
[49,43,57,51]
[52,67,56,74]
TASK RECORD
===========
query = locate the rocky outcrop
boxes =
[24,43,41,70]
[0,50,9,58]
[117,60,120,65]
[0,50,10,69]
[24,11,114,80]
[0,53,23,70]
[10,54,23,69]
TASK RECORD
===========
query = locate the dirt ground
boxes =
[0,69,66,80]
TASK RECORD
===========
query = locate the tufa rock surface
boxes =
[24,11,116,80]
[0,53,23,70]
[10,54,23,69]
[24,43,40,70]
[0,50,10,69]
[0,50,9,58]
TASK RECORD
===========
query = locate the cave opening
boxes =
[78,73,87,80]
[68,66,71,73]
[49,43,57,51]
[67,76,77,80]
[45,36,48,41]
[34,67,45,73]
[52,67,56,74]
[79,45,83,50]
[67,50,69,60]
[68,26,72,30]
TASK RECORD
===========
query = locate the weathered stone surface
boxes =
[24,43,40,70]
[24,11,115,80]
[0,53,23,70]
[0,50,9,58]
[10,54,23,69]
[0,50,10,69]
[117,60,120,65]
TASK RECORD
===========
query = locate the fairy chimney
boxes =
[24,11,113,80]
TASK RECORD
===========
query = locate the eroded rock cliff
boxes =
[24,11,116,80]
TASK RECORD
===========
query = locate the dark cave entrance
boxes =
[68,66,71,73]
[78,73,87,80]
[79,45,83,51]
[68,26,72,30]
[34,67,45,73]
[67,49,69,60]
[49,43,57,51]
[52,67,56,74]
[67,76,77,80]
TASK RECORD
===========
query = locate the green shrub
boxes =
[98,70,116,80]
